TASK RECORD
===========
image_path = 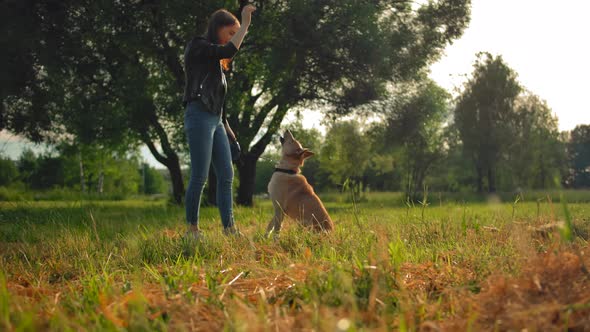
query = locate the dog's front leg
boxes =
[265,201,285,238]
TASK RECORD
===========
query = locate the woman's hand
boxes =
[224,120,237,142]
[241,4,256,26]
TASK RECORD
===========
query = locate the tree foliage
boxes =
[454,53,522,192]
[380,79,450,197]
[500,92,564,189]
[1,0,472,205]
[320,120,371,194]
[0,155,18,186]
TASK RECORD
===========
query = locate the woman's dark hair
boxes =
[204,9,238,43]
[203,9,239,70]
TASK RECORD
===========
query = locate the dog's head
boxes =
[279,130,314,167]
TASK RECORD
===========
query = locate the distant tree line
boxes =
[255,121,589,197]
[2,52,588,201]
[255,55,590,197]
[256,120,589,198]
[0,144,166,196]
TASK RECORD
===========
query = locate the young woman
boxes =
[182,5,256,238]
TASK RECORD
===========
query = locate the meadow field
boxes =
[1,191,589,331]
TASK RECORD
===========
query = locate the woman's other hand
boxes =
[241,4,256,26]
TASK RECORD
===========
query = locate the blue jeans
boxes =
[184,101,234,229]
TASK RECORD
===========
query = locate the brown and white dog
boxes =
[265,130,334,236]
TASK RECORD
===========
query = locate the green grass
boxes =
[0,191,589,331]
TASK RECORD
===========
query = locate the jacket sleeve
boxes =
[191,38,239,60]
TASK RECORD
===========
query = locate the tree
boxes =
[320,120,371,195]
[34,154,66,189]
[140,163,167,195]
[378,79,451,198]
[364,122,401,191]
[428,124,478,192]
[2,0,210,202]
[15,149,67,190]
[454,53,522,193]
[567,125,590,188]
[16,149,38,188]
[56,142,138,194]
[0,156,18,187]
[228,0,471,205]
[500,92,564,190]
[2,0,472,205]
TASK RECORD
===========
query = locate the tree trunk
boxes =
[141,130,185,205]
[415,171,426,198]
[406,155,413,198]
[79,151,86,193]
[97,169,104,194]
[539,153,546,189]
[151,155,184,205]
[141,163,146,194]
[488,167,496,193]
[476,166,483,193]
[165,154,184,205]
[236,153,257,206]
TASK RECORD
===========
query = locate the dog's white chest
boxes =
[267,172,295,198]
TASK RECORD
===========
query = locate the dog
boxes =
[265,130,334,236]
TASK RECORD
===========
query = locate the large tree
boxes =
[454,53,522,193]
[378,79,451,198]
[2,0,471,205]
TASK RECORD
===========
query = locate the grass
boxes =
[0,191,589,331]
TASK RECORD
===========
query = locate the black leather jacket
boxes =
[182,37,238,115]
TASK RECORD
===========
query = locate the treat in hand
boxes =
[241,4,256,25]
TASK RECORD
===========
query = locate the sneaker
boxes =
[184,230,202,241]
[184,224,202,241]
[223,226,243,237]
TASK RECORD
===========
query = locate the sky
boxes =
[429,0,590,131]
[1,0,589,168]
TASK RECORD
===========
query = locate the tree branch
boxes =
[148,5,185,89]
[147,110,176,158]
[249,103,289,158]
[250,95,279,136]
[140,129,169,166]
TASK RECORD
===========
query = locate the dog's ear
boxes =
[280,136,285,145]
[301,149,314,159]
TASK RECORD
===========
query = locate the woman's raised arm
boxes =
[192,5,256,60]
[229,4,256,50]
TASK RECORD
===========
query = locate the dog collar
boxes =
[274,168,298,175]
